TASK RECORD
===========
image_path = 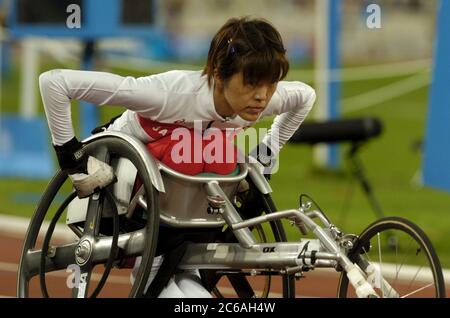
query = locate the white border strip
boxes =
[0,261,130,285]
[0,214,76,241]
[342,71,430,113]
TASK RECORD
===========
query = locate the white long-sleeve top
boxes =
[39,69,315,156]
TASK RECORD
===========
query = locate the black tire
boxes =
[17,135,160,298]
[337,216,446,298]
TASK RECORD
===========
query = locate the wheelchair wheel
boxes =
[201,184,296,298]
[337,217,446,298]
[17,134,160,298]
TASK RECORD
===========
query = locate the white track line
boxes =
[0,261,18,272]
[0,214,77,241]
[0,261,130,285]
[289,59,431,82]
[244,70,430,125]
[368,262,450,284]
[342,71,430,113]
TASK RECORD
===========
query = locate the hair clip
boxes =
[227,38,236,55]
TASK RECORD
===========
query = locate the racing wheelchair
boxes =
[17,131,446,298]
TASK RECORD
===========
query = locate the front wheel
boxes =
[337,217,446,298]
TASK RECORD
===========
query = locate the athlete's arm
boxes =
[39,69,167,145]
[262,81,316,155]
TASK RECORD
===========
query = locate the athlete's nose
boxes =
[254,86,268,102]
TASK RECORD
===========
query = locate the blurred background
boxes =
[0,0,449,292]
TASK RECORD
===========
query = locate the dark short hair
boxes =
[202,17,289,87]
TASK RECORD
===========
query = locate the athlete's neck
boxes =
[213,83,235,119]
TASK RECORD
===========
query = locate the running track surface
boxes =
[1,215,448,298]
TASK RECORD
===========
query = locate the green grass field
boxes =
[1,59,449,267]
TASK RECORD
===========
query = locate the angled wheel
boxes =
[200,180,296,298]
[17,134,160,298]
[337,217,446,298]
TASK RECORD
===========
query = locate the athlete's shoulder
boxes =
[276,80,315,92]
[150,70,208,93]
[276,80,316,102]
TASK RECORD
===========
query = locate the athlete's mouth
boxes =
[246,107,264,114]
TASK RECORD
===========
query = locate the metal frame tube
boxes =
[205,181,256,248]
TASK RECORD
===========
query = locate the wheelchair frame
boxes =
[17,131,446,298]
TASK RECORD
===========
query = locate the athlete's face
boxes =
[216,72,277,121]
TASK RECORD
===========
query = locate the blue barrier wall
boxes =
[423,0,450,192]
[327,0,342,168]
[0,116,54,179]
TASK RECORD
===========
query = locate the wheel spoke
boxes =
[68,224,83,238]
[405,265,426,295]
[401,282,434,298]
[126,185,145,218]
[390,235,416,296]
[83,192,105,237]
[23,243,78,278]
[83,146,110,237]
[376,232,384,297]
[388,236,399,297]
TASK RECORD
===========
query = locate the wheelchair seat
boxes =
[158,161,248,227]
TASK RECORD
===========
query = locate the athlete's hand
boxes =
[53,137,87,174]
[248,142,277,180]
[53,137,115,198]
